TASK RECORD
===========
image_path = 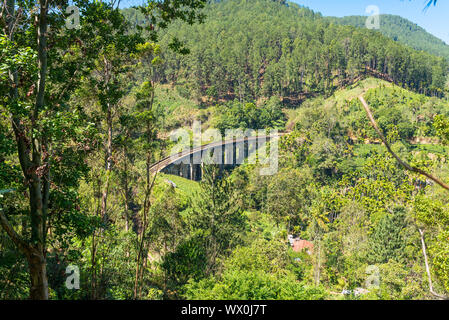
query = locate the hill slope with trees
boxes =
[328,14,449,61]
[139,0,449,106]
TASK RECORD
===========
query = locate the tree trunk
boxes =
[100,104,113,221]
[123,145,130,233]
[2,0,50,300]
[315,239,321,286]
[28,250,49,300]
[134,88,156,299]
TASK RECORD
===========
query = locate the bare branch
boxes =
[358,95,449,191]
[418,228,448,300]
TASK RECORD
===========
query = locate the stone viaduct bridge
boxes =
[149,133,283,181]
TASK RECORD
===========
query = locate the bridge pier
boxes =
[247,136,258,163]
[233,141,237,166]
[155,134,281,181]
[200,161,204,180]
[244,137,248,160]
[219,143,225,173]
[225,139,238,169]
[180,163,189,179]
[225,141,233,165]
[189,153,194,180]
[192,163,201,181]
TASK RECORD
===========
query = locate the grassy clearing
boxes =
[286,78,393,127]
[156,173,201,197]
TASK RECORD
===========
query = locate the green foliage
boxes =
[151,0,448,103]
[214,98,286,134]
[161,231,208,293]
[185,269,326,300]
[367,207,408,264]
[266,167,313,229]
[3,0,449,301]
[191,165,248,274]
[430,231,449,292]
[0,0,209,300]
[433,114,449,144]
[184,239,327,300]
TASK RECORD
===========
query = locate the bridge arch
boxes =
[149,134,282,181]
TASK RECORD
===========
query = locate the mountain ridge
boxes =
[326,13,449,60]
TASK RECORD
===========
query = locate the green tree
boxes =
[191,165,247,275]
[184,239,327,300]
[0,0,207,300]
[368,207,408,264]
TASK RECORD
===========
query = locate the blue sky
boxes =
[293,0,449,44]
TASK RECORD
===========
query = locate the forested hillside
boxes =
[328,14,449,61]
[136,0,449,105]
[2,0,449,302]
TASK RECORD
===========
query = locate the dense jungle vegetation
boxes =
[1,0,449,300]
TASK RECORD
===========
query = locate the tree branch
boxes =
[418,228,447,300]
[359,95,449,299]
[0,206,31,255]
[358,95,449,191]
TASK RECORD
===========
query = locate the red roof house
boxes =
[291,239,314,255]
